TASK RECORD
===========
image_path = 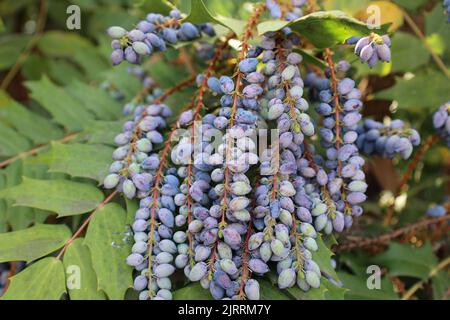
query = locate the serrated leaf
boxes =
[1,257,66,300]
[0,90,64,145]
[173,283,212,300]
[338,272,399,300]
[66,80,122,120]
[82,120,123,145]
[25,76,94,131]
[390,32,430,72]
[186,0,245,35]
[0,122,31,157]
[0,224,71,263]
[49,143,113,183]
[258,11,390,48]
[84,203,133,300]
[312,234,339,282]
[63,238,107,300]
[375,71,450,109]
[0,177,104,217]
[372,242,438,280]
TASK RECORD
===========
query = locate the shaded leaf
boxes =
[0,122,31,157]
[0,224,71,263]
[372,242,438,280]
[338,272,399,300]
[390,32,430,72]
[375,71,450,109]
[26,76,94,131]
[0,177,104,217]
[0,90,63,145]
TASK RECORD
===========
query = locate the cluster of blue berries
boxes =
[102,3,423,300]
[356,119,421,159]
[433,102,450,147]
[346,33,392,68]
[108,9,215,65]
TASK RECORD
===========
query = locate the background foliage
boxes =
[0,0,448,300]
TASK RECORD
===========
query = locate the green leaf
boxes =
[186,0,245,35]
[84,203,133,300]
[259,278,291,300]
[49,143,113,183]
[173,282,212,300]
[25,76,94,131]
[258,11,389,48]
[1,257,66,300]
[0,34,30,71]
[66,80,122,120]
[286,280,327,300]
[312,234,339,282]
[372,242,438,280]
[0,90,63,145]
[0,224,71,263]
[63,238,107,300]
[82,120,123,145]
[135,0,174,14]
[0,177,104,217]
[375,71,450,109]
[125,197,139,225]
[323,278,348,300]
[0,122,31,157]
[38,31,109,79]
[390,32,430,72]
[432,270,450,300]
[338,272,399,300]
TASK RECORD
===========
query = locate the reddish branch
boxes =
[56,191,119,260]
[384,134,440,225]
[0,133,78,169]
[238,180,259,299]
[336,213,450,253]
[324,48,342,176]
